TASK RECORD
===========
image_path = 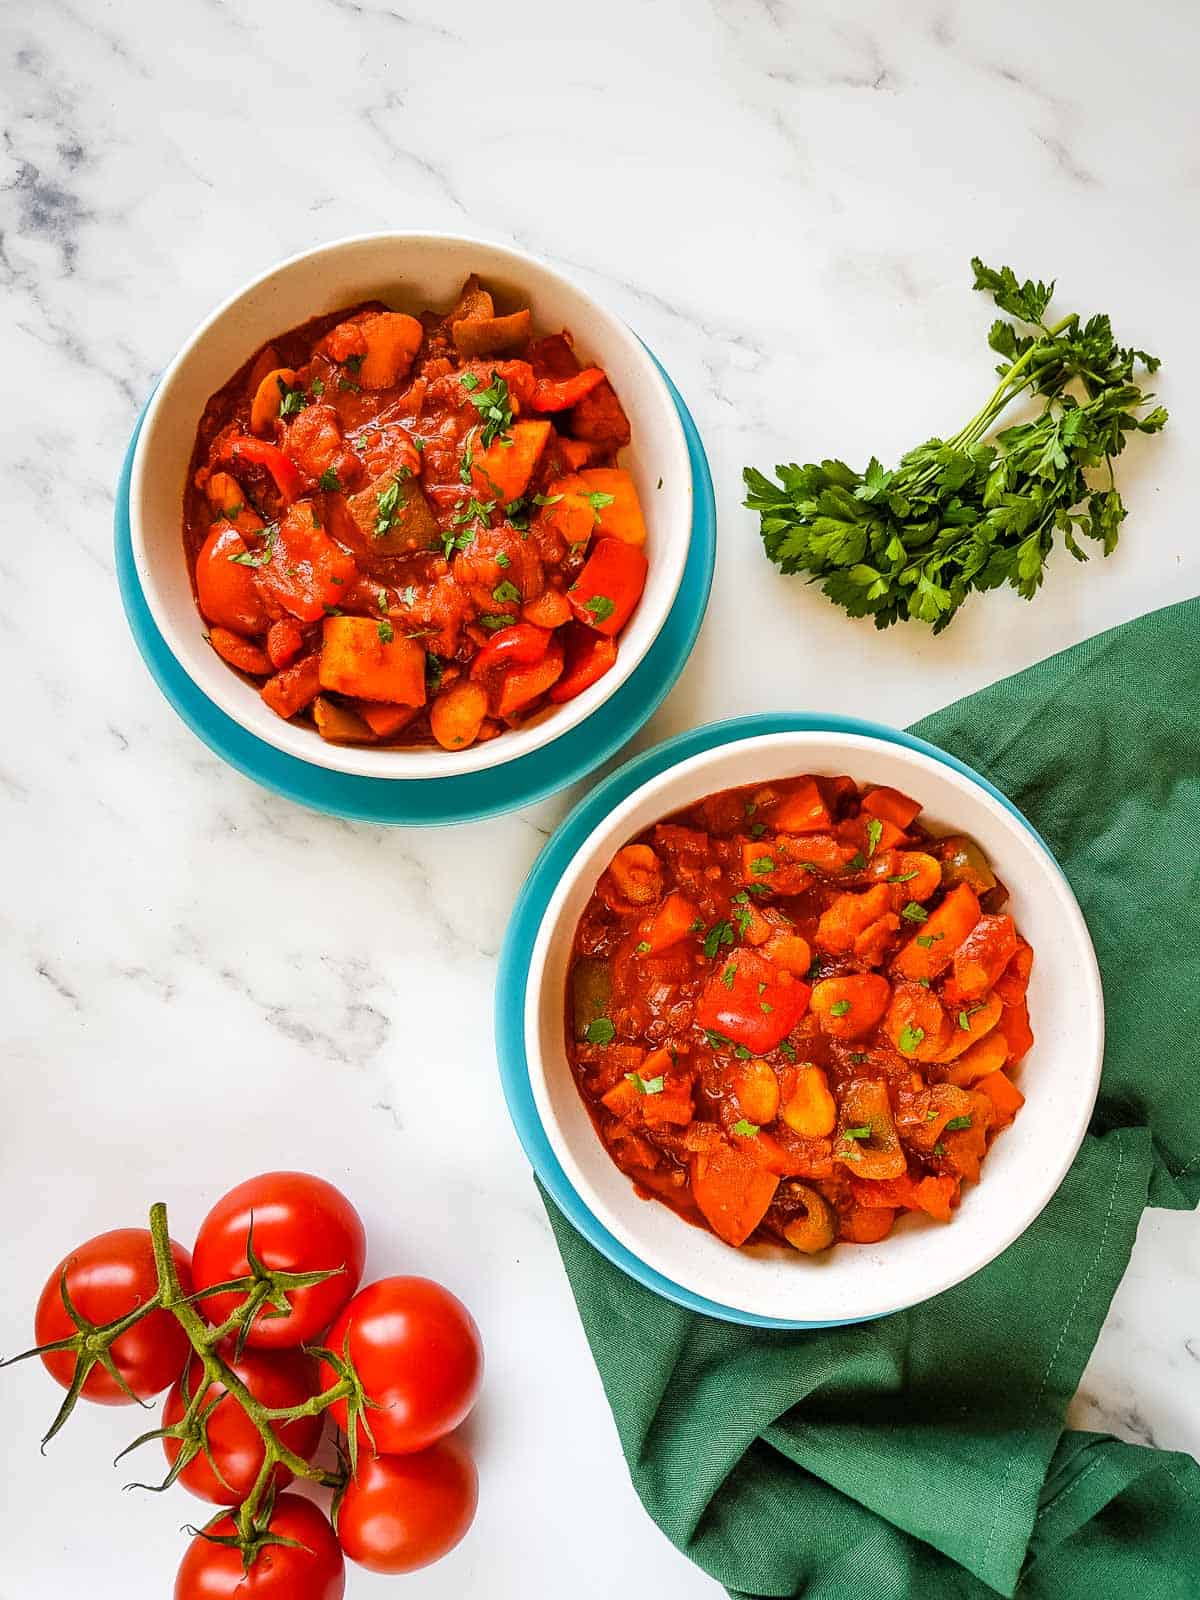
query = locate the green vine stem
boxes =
[3,1201,366,1551]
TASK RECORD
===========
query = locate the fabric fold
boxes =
[542,598,1200,1596]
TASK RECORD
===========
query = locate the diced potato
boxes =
[319,617,427,706]
[470,420,551,503]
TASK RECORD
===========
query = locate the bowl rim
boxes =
[128,229,693,781]
[518,723,1105,1324]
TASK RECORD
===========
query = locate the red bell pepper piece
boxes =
[496,639,565,719]
[548,625,618,703]
[469,622,550,681]
[226,435,305,504]
[567,537,647,637]
[528,368,607,413]
[696,949,811,1054]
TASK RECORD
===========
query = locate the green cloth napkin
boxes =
[543,597,1200,1598]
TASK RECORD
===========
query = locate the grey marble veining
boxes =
[2,1,1198,1595]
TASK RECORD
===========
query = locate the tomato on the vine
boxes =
[35,1229,193,1404]
[336,1438,478,1574]
[174,1493,344,1600]
[320,1277,483,1455]
[191,1173,366,1349]
[162,1347,324,1504]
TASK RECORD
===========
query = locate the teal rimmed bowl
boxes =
[497,716,1103,1328]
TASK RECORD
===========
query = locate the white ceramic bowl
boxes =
[525,730,1104,1324]
[129,233,693,779]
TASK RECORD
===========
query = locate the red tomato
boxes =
[174,1494,344,1600]
[35,1229,193,1405]
[161,1347,324,1504]
[336,1439,478,1574]
[320,1278,483,1455]
[191,1173,366,1350]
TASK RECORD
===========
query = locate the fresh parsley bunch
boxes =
[744,259,1167,631]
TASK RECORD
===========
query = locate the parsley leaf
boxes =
[318,467,342,492]
[898,1025,925,1053]
[732,1119,760,1137]
[584,594,615,624]
[584,1017,615,1045]
[745,258,1167,631]
[626,1071,664,1095]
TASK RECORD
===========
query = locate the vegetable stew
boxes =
[183,275,648,752]
[565,774,1035,1252]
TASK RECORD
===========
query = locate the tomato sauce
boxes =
[182,276,648,752]
[565,774,1035,1252]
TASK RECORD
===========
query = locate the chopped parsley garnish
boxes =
[495,551,511,569]
[317,467,342,492]
[532,492,563,507]
[377,590,390,613]
[749,821,767,839]
[887,869,919,883]
[492,580,521,606]
[865,817,884,857]
[899,1025,925,1053]
[721,963,737,990]
[343,353,364,375]
[276,375,308,419]
[227,527,277,568]
[850,1052,867,1064]
[732,1119,760,1138]
[704,1028,732,1050]
[402,584,417,606]
[377,620,395,644]
[933,1141,947,1157]
[779,1041,797,1062]
[829,999,852,1017]
[842,1125,871,1140]
[750,855,775,876]
[374,475,410,539]
[586,489,615,524]
[916,932,945,949]
[901,902,929,923]
[945,1115,973,1131]
[461,369,514,447]
[703,920,734,959]
[958,1010,972,1031]
[743,882,772,896]
[583,594,615,624]
[634,940,651,955]
[846,851,867,870]
[425,653,444,695]
[310,376,325,397]
[479,614,513,631]
[626,1071,664,1096]
[584,1017,615,1045]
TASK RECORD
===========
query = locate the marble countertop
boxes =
[3,0,1198,1594]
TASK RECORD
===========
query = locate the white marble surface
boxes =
[3,1,1199,1594]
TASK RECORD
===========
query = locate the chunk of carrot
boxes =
[861,786,922,829]
[770,777,832,834]
[892,883,981,980]
[952,914,1019,1000]
[942,1030,1009,1087]
[839,1206,895,1244]
[976,1069,1025,1123]
[815,884,892,953]
[636,891,698,955]
[319,616,426,706]
[208,627,271,676]
[261,654,321,720]
[932,993,1003,1062]
[429,680,488,751]
[470,420,552,503]
[690,1145,779,1248]
[996,996,1035,1065]
[521,587,573,629]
